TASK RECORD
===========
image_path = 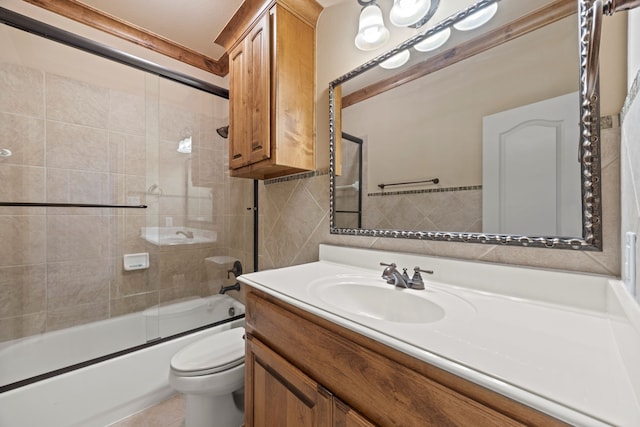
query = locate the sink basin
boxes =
[306,274,476,324]
[315,283,445,323]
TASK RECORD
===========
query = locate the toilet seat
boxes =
[171,328,245,377]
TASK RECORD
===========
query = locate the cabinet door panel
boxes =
[229,38,250,169]
[248,13,270,163]
[246,334,331,427]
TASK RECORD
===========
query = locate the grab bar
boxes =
[0,202,147,208]
[378,178,439,190]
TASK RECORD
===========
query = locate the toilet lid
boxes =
[171,328,245,377]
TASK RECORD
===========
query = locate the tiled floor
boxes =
[108,394,184,427]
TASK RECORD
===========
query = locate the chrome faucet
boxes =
[380,263,433,290]
[175,230,194,239]
[381,263,409,288]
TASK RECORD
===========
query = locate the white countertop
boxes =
[239,245,640,426]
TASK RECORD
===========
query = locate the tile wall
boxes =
[334,134,482,232]
[0,59,250,343]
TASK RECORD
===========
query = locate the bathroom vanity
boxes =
[239,245,640,426]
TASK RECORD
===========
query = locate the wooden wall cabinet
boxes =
[224,1,320,180]
[244,287,568,426]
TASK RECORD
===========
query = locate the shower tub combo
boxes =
[0,294,244,427]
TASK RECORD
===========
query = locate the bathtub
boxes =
[0,294,245,427]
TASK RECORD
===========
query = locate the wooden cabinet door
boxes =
[333,399,375,427]
[245,333,332,427]
[228,12,270,170]
[247,12,270,164]
[229,36,250,169]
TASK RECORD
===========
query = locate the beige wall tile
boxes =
[0,64,44,118]
[47,259,113,309]
[0,264,46,317]
[46,215,112,262]
[159,103,197,143]
[46,168,110,205]
[125,175,147,212]
[0,112,45,166]
[109,89,145,136]
[46,121,109,172]
[46,74,109,128]
[157,249,207,294]
[0,312,46,342]
[110,291,159,318]
[46,301,109,332]
[119,215,148,255]
[0,164,45,203]
[0,215,46,266]
[109,132,147,177]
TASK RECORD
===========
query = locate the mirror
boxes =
[329,0,602,250]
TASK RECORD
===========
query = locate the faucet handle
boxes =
[415,266,434,275]
[408,266,434,290]
[227,260,243,279]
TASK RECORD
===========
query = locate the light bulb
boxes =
[414,27,451,52]
[453,3,498,31]
[379,50,410,69]
[389,0,431,27]
[355,4,390,51]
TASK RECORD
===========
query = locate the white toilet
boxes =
[169,327,245,427]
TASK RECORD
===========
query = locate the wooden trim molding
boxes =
[215,0,322,51]
[342,0,577,108]
[22,0,229,76]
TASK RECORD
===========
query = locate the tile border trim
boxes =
[368,185,483,197]
[263,168,329,185]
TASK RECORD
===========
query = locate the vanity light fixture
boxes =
[354,0,390,51]
[379,49,410,69]
[414,26,450,52]
[453,2,498,31]
[389,0,431,27]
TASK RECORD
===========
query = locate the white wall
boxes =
[621,8,640,304]
[629,9,640,89]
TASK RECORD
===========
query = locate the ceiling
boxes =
[78,0,346,60]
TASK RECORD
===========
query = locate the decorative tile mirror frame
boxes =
[329,0,602,250]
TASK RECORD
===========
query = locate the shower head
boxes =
[216,125,229,139]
